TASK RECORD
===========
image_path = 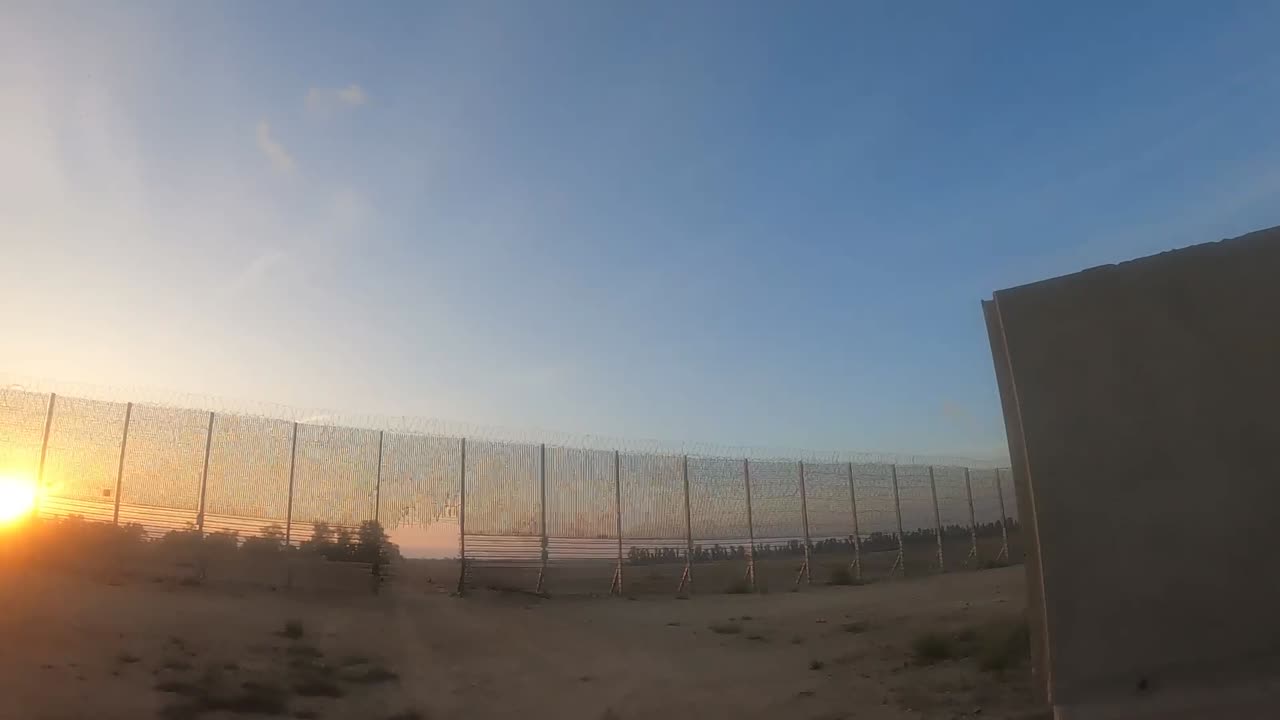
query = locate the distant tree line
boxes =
[33,514,400,566]
[625,519,1018,564]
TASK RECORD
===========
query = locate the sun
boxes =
[0,474,36,526]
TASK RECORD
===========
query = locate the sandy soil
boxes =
[0,562,1047,720]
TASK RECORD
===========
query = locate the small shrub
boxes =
[911,631,954,665]
[289,656,334,675]
[808,659,825,671]
[294,677,344,697]
[222,681,289,713]
[745,633,767,642]
[155,679,202,695]
[281,620,305,639]
[117,652,141,664]
[826,565,856,586]
[790,635,805,645]
[724,579,751,594]
[977,621,1029,672]
[342,664,398,684]
[841,621,869,634]
[709,622,743,635]
[163,659,193,671]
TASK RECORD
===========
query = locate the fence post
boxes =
[283,421,299,589]
[111,402,133,526]
[795,460,812,587]
[963,467,978,567]
[677,454,693,594]
[846,461,862,581]
[196,412,215,534]
[535,443,548,595]
[889,464,905,576]
[928,465,944,572]
[371,430,385,593]
[743,458,756,591]
[32,392,57,520]
[611,450,623,596]
[284,422,298,548]
[456,437,467,596]
[194,411,215,581]
[995,467,1010,563]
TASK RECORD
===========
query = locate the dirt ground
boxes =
[0,557,1047,720]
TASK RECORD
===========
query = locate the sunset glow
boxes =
[0,474,36,526]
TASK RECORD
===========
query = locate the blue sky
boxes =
[3,1,1280,462]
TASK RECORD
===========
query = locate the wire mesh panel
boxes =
[120,405,210,514]
[292,424,380,529]
[464,440,541,537]
[852,463,898,537]
[379,433,460,531]
[997,469,1019,523]
[0,389,49,481]
[802,462,853,541]
[747,460,803,541]
[895,465,937,535]
[687,456,748,542]
[545,446,615,540]
[969,468,1004,527]
[618,452,685,541]
[41,396,128,506]
[203,414,293,525]
[933,466,971,532]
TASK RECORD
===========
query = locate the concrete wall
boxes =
[984,226,1280,714]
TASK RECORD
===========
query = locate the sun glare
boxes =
[0,474,37,526]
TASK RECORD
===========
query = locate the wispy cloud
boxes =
[225,249,287,297]
[255,120,294,174]
[306,84,367,114]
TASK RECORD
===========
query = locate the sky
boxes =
[4,1,1280,465]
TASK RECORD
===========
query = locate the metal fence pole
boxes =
[371,430,385,592]
[535,442,548,595]
[111,402,133,526]
[795,461,812,587]
[995,467,1010,563]
[194,411,215,582]
[890,463,905,576]
[928,465,944,572]
[456,437,467,595]
[284,422,298,548]
[677,454,693,594]
[611,450,623,596]
[283,421,299,589]
[32,392,57,520]
[846,461,862,581]
[196,412,215,534]
[963,467,978,567]
[743,458,756,591]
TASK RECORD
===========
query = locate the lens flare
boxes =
[0,474,36,525]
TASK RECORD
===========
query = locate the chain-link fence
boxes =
[0,387,1020,595]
